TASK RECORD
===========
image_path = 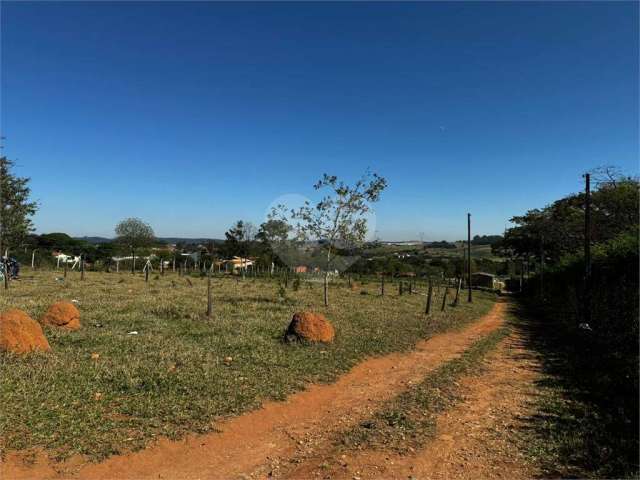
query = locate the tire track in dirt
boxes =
[3,301,506,480]
[285,323,540,480]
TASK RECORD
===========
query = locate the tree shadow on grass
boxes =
[510,299,639,479]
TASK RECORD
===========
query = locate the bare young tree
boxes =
[115,218,155,273]
[291,172,387,306]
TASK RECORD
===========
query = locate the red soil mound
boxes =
[0,308,51,354]
[41,302,81,330]
[284,311,335,343]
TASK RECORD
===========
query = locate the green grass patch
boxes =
[0,271,495,461]
[339,325,510,452]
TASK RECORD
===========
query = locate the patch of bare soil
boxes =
[285,326,541,480]
[2,302,506,480]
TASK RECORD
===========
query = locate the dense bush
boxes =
[519,230,638,477]
[527,231,639,388]
[525,229,639,431]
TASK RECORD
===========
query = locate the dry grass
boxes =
[0,270,496,462]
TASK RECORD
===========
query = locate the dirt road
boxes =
[3,300,541,480]
[284,326,540,480]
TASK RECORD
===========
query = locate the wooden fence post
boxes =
[399,281,403,296]
[80,256,85,281]
[206,269,213,319]
[31,249,36,270]
[453,277,462,306]
[3,259,8,290]
[441,286,449,312]
[381,274,385,296]
[425,279,433,315]
[64,260,68,278]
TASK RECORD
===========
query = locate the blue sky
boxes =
[1,1,638,241]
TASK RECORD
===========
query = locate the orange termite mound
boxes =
[284,311,335,343]
[41,301,81,330]
[0,308,51,354]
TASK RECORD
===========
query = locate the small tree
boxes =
[115,218,155,273]
[257,217,292,271]
[224,220,256,277]
[0,157,38,255]
[291,172,387,306]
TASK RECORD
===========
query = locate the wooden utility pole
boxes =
[539,235,544,301]
[467,213,472,303]
[519,259,524,292]
[584,173,592,326]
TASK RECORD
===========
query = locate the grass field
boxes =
[0,270,496,462]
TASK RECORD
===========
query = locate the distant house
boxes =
[179,252,200,262]
[471,272,497,289]
[219,256,254,272]
[397,272,416,278]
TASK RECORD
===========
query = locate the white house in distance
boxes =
[216,256,254,272]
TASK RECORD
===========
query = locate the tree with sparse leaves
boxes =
[0,157,38,256]
[115,218,155,273]
[290,172,387,306]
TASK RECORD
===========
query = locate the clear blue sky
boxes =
[1,1,638,241]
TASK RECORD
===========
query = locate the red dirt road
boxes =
[3,301,507,480]
[283,327,540,480]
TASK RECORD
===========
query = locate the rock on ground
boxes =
[285,312,335,343]
[0,308,51,354]
[41,301,81,330]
